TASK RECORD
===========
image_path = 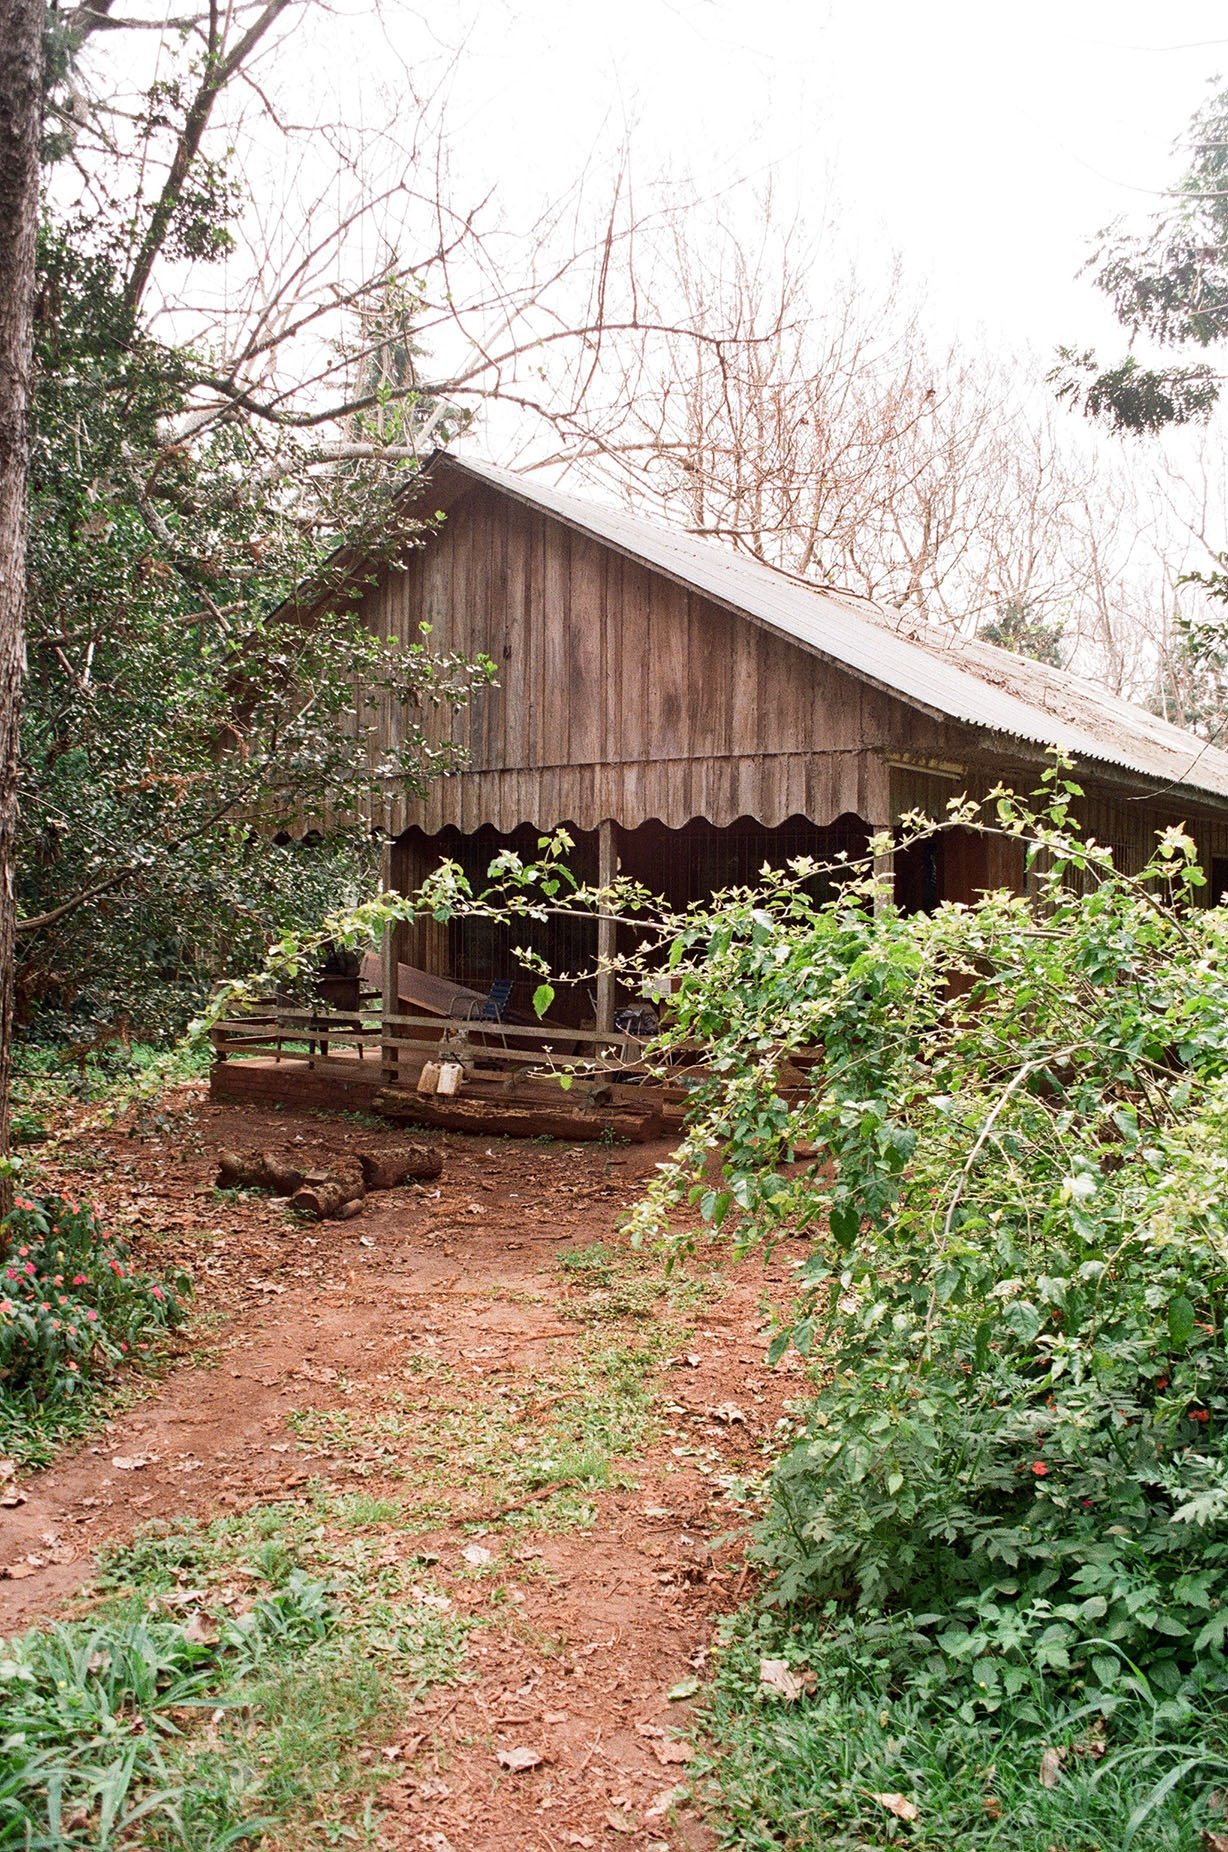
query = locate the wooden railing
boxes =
[210,999,645,1086]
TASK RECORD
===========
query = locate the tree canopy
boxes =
[1054,85,1228,435]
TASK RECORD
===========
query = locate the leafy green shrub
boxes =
[0,1191,189,1403]
[630,778,1228,1718]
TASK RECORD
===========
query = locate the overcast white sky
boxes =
[373,0,1228,356]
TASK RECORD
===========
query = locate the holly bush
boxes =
[0,1192,189,1404]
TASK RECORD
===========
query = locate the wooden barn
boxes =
[212,451,1228,1119]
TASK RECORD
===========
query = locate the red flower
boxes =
[1190,1408,1210,1423]
[1031,1461,1049,1476]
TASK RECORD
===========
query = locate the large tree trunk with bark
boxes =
[0,0,42,1212]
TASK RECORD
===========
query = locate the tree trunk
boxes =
[0,0,42,1217]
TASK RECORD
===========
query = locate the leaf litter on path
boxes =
[0,1095,805,1850]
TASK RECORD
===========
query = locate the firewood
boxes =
[216,1148,308,1195]
[289,1159,365,1220]
[356,1143,443,1191]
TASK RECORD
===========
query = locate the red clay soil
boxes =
[0,1088,806,1851]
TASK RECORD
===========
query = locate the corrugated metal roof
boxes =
[436,452,1228,805]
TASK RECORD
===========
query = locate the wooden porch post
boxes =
[596,818,616,1034]
[872,824,895,916]
[380,839,399,1085]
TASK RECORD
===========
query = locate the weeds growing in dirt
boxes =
[1,1499,471,1850]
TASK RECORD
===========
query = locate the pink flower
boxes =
[23,1263,34,1277]
[151,1287,164,1301]
[0,1299,12,1315]
[72,1274,87,1285]
[4,1269,15,1281]
[1031,1461,1049,1476]
[65,1361,78,1372]
[86,1310,97,1322]
[39,1302,50,1312]
[118,1342,128,1352]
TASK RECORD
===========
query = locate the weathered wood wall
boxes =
[356,473,1228,891]
[361,482,918,832]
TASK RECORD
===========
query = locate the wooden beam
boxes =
[380,840,399,1084]
[872,822,895,916]
[596,817,616,1033]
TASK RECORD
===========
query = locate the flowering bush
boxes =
[0,1192,189,1403]
[626,777,1228,1715]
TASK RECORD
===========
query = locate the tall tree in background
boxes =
[569,201,1184,691]
[14,3,749,1044]
[0,0,44,1188]
[1054,82,1228,733]
[1053,85,1228,435]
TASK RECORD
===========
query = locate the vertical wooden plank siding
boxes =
[352,480,1228,867]
[596,818,617,1032]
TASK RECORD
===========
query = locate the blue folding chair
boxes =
[449,979,514,1043]
[471,978,514,1023]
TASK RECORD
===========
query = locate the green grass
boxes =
[1,1498,471,1851]
[0,1387,108,1471]
[288,1330,674,1532]
[11,1037,210,1143]
[698,1608,1228,1851]
[557,1237,714,1326]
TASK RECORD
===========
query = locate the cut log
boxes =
[356,1143,443,1191]
[289,1159,365,1220]
[373,1089,662,1143]
[216,1148,309,1195]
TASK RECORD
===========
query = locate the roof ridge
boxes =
[424,450,1228,805]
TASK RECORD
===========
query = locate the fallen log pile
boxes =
[216,1141,442,1220]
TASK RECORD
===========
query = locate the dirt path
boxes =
[0,1095,801,1850]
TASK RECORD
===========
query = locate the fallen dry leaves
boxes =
[495,1746,544,1773]
[870,1791,921,1822]
[1039,1744,1066,1788]
[758,1656,814,1701]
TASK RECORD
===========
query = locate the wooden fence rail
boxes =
[211,998,645,1084]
